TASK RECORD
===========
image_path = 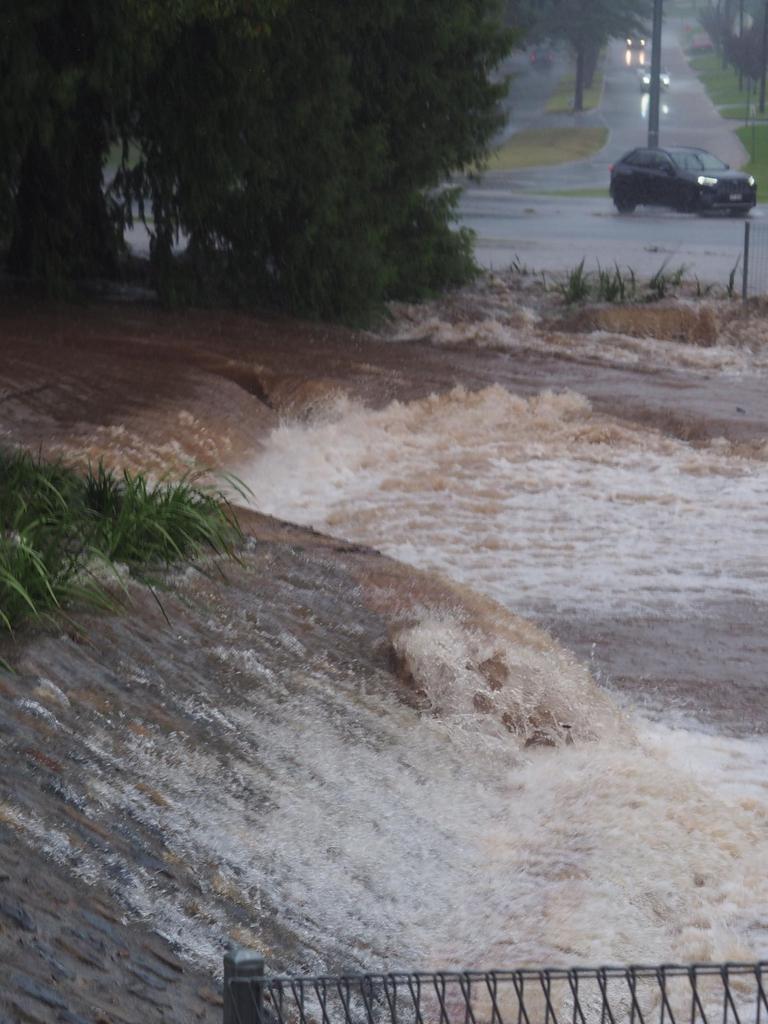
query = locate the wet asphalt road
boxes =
[459,191,766,283]
[459,23,766,283]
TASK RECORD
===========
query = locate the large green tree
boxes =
[532,0,653,110]
[0,0,512,316]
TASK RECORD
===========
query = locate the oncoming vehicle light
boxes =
[697,175,718,186]
[748,175,756,187]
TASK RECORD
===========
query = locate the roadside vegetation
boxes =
[545,69,605,113]
[689,52,747,109]
[736,124,768,186]
[686,43,768,184]
[487,126,608,170]
[0,449,241,640]
[0,2,512,320]
[553,258,741,304]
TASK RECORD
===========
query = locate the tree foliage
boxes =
[0,0,512,317]
[527,0,653,110]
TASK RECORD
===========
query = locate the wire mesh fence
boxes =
[223,958,768,1024]
[743,221,768,299]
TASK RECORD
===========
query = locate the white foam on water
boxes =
[12,639,764,972]
[219,384,768,967]
[237,386,768,618]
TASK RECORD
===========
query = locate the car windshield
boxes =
[670,150,728,172]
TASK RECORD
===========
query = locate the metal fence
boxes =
[742,221,768,299]
[223,954,768,1024]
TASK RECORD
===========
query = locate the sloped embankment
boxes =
[1,507,619,1021]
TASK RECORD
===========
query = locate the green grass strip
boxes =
[486,126,608,171]
[736,124,768,190]
[545,71,605,114]
[689,52,746,108]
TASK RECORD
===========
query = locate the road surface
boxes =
[458,21,764,283]
[460,191,763,282]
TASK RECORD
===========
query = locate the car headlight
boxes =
[748,175,756,187]
[642,75,650,84]
[697,175,718,186]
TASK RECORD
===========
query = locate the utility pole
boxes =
[738,0,744,91]
[760,0,768,113]
[647,0,664,147]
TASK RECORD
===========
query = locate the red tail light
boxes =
[608,164,614,172]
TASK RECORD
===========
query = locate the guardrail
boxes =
[223,954,768,1024]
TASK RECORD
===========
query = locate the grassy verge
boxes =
[688,53,746,107]
[688,52,768,123]
[736,124,768,188]
[0,449,241,640]
[688,52,768,178]
[718,102,765,120]
[486,126,608,170]
[545,71,605,114]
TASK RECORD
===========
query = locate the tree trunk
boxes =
[573,43,585,112]
[584,42,600,90]
[7,90,119,291]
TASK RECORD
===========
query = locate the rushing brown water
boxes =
[2,277,768,1020]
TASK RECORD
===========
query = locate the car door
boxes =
[652,152,679,208]
[622,149,655,205]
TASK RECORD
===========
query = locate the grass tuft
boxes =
[0,450,243,641]
[557,261,691,305]
[558,259,591,303]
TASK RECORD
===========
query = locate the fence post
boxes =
[743,219,751,302]
[223,948,265,1024]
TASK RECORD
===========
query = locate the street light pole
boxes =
[647,0,664,147]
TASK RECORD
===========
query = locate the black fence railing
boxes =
[223,954,768,1024]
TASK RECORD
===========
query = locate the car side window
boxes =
[626,150,650,167]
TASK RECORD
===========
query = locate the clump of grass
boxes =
[647,261,687,301]
[595,262,637,303]
[559,260,640,304]
[558,260,699,305]
[694,276,715,298]
[82,463,240,566]
[559,259,591,303]
[0,449,242,640]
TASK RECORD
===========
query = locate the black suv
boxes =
[609,146,756,216]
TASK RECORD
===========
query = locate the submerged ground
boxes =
[2,274,768,1022]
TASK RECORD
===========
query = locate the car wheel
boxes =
[614,192,636,214]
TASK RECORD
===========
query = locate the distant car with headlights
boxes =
[640,69,670,91]
[625,34,647,66]
[609,145,756,215]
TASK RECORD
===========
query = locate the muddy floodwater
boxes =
[1,274,768,1020]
